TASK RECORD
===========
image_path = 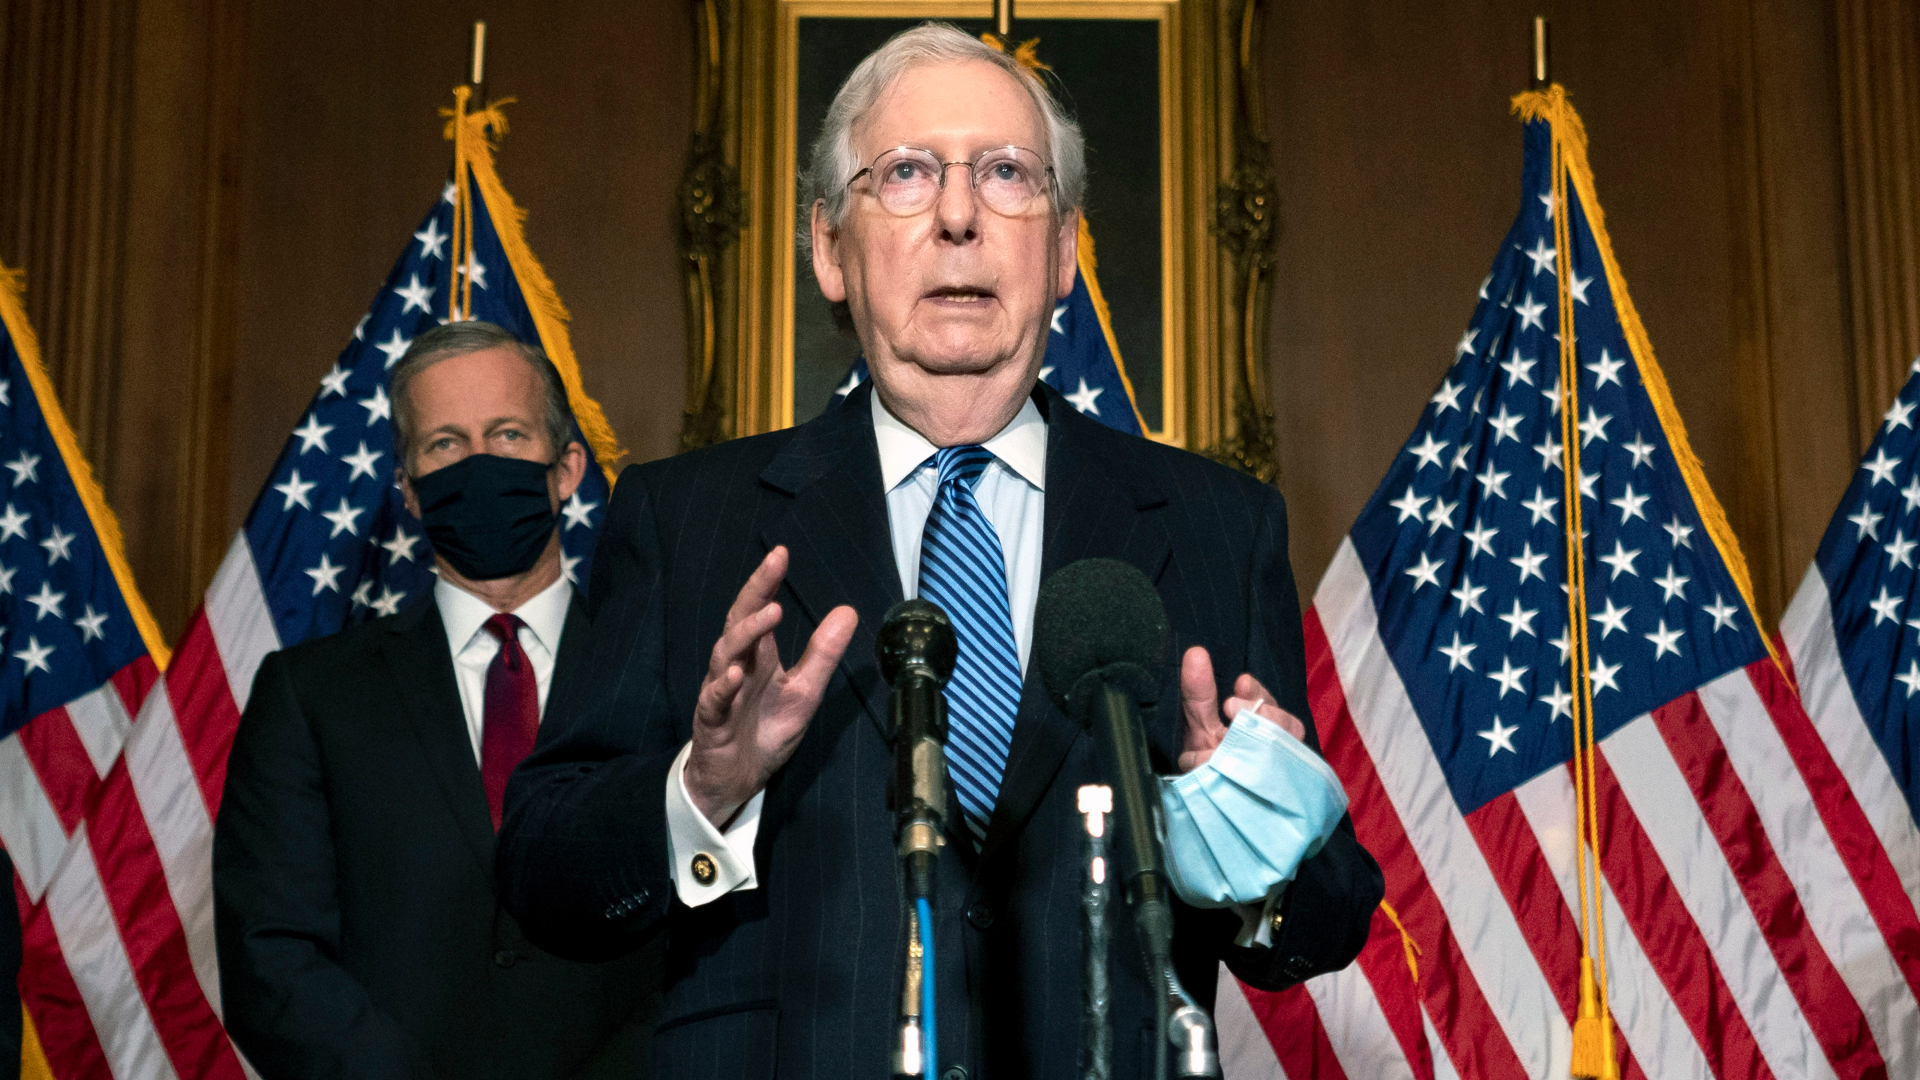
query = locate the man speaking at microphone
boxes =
[498,24,1381,1079]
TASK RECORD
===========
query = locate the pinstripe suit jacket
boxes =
[497,381,1382,1080]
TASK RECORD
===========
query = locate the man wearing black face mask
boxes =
[213,321,660,1080]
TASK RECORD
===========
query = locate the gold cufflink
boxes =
[691,852,717,885]
[1269,909,1285,935]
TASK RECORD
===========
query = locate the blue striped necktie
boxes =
[917,445,1024,844]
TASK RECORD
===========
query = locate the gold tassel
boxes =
[978,33,1053,75]
[1569,957,1606,1078]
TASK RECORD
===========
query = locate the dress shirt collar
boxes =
[870,385,1047,493]
[435,570,573,658]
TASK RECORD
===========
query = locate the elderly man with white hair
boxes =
[498,24,1381,1079]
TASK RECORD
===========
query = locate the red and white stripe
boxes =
[3,532,274,1079]
[1220,539,1920,1079]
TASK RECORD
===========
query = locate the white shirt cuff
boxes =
[664,741,763,907]
[1232,883,1290,949]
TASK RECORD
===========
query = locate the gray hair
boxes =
[803,22,1087,235]
[388,320,575,471]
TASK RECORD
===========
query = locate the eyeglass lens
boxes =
[865,147,1049,215]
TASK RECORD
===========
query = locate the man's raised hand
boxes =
[1177,645,1306,773]
[683,546,857,825]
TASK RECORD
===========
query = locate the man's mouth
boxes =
[926,287,995,303]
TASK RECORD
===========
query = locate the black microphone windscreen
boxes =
[1033,558,1171,714]
[877,598,959,685]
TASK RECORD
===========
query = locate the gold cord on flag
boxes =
[439,88,627,477]
[1378,900,1422,984]
[1520,83,1618,1080]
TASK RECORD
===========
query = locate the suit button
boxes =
[691,852,717,885]
[1282,954,1313,981]
[941,1067,969,1080]
[966,903,993,930]
[631,887,651,910]
[494,949,518,968]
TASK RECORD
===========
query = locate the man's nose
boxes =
[932,163,979,243]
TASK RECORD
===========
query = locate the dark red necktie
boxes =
[480,613,539,832]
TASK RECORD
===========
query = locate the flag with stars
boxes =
[1219,87,1917,1080]
[0,95,624,1080]
[1777,361,1920,1044]
[0,264,253,1079]
[826,216,1146,436]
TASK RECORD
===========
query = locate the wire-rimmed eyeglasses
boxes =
[846,146,1056,217]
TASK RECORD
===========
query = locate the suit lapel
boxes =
[759,383,903,743]
[378,598,496,877]
[547,593,592,711]
[980,387,1171,865]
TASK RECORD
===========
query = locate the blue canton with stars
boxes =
[826,268,1146,436]
[1352,119,1770,815]
[244,174,610,649]
[1810,364,1920,824]
[0,322,151,740]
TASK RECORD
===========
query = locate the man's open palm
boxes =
[684,545,857,824]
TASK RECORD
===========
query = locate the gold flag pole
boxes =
[470,20,488,105]
[1530,15,1549,89]
[994,0,1012,38]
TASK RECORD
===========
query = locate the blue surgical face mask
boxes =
[1157,709,1349,909]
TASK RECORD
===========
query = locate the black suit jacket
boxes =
[214,593,660,1080]
[497,383,1382,1080]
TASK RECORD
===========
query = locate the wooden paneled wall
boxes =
[1263,0,1870,627]
[0,0,241,637]
[2,0,1916,637]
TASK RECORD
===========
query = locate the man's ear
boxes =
[398,467,419,520]
[552,440,588,506]
[1056,209,1081,300]
[811,200,847,302]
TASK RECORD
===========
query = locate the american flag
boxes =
[0,262,238,1079]
[1215,87,1919,1079]
[827,216,1147,436]
[4,97,622,1079]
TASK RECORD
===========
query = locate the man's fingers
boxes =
[1224,691,1307,741]
[709,601,781,680]
[788,605,859,699]
[1179,646,1218,720]
[1179,646,1228,753]
[695,662,745,729]
[1232,672,1278,711]
[725,546,790,627]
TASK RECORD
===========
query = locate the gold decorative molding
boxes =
[679,0,747,450]
[678,0,1275,466]
[1206,0,1279,482]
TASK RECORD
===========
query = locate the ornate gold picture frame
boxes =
[678,0,1279,479]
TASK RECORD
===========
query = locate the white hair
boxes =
[803,22,1087,235]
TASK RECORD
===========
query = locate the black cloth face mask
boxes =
[411,453,559,580]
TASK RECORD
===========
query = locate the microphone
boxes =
[1033,559,1174,978]
[877,598,959,899]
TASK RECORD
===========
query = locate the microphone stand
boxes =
[878,601,957,1080]
[1079,785,1114,1080]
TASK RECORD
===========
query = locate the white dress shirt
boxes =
[437,573,572,765]
[662,392,1284,942]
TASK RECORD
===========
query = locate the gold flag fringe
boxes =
[1511,85,1781,676]
[0,265,170,669]
[443,90,628,480]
